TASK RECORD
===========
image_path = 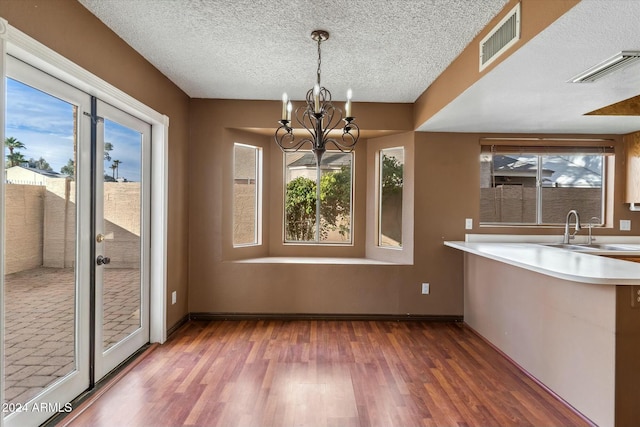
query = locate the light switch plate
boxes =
[171,291,177,304]
[421,283,430,295]
[465,218,473,230]
[620,219,631,231]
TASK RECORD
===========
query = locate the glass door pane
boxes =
[3,57,91,427]
[3,77,77,404]
[94,100,150,380]
[101,119,142,351]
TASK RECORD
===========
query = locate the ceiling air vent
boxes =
[479,3,521,71]
[569,51,640,83]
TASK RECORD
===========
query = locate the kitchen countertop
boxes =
[444,240,640,285]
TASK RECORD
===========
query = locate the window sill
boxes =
[230,257,407,265]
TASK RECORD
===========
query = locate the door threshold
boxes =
[43,343,158,427]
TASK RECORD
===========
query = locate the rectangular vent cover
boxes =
[479,3,521,71]
[569,51,640,83]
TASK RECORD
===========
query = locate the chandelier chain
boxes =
[317,36,322,85]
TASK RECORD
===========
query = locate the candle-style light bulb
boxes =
[345,88,353,117]
[313,84,320,114]
[287,101,292,122]
[281,93,288,121]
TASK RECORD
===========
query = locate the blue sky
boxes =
[5,78,141,182]
[104,119,142,182]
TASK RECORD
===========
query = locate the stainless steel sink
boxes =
[542,243,640,251]
[579,243,640,251]
[543,244,597,251]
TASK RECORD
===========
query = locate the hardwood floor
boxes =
[61,320,592,427]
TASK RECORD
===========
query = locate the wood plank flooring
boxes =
[61,320,593,427]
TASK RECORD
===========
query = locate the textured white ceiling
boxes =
[78,0,640,135]
[419,0,640,134]
[78,0,509,103]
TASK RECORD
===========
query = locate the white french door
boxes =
[2,57,151,427]
[93,99,151,379]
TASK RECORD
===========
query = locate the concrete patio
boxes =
[3,267,141,405]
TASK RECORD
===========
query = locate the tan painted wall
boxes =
[42,178,76,268]
[233,183,257,246]
[4,185,45,275]
[464,254,640,427]
[189,119,638,317]
[6,179,144,274]
[4,0,639,324]
[42,179,142,269]
[463,253,617,427]
[188,100,465,315]
[5,166,52,185]
[3,0,191,329]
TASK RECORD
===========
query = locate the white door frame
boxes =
[0,18,168,426]
[0,19,7,427]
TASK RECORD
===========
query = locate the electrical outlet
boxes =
[620,219,631,231]
[421,283,430,295]
[465,218,473,230]
[172,291,177,305]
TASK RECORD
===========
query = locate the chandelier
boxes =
[275,30,359,165]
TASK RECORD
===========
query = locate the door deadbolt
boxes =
[96,255,111,266]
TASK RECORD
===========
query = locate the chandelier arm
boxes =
[275,123,307,152]
[324,138,348,153]
[296,137,315,149]
[325,134,356,153]
[296,93,318,136]
[298,110,319,146]
[321,103,344,142]
[340,120,360,150]
[319,86,332,103]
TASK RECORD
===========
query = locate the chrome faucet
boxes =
[587,217,601,245]
[563,210,581,244]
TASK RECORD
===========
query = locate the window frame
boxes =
[479,142,613,226]
[365,133,414,265]
[377,146,404,249]
[282,149,354,245]
[232,142,263,247]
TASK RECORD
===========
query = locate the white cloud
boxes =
[6,78,143,181]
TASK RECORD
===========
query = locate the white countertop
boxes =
[444,241,640,285]
[232,257,398,265]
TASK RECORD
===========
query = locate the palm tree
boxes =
[5,137,26,166]
[110,163,117,179]
[7,152,26,167]
[5,136,25,156]
[112,159,122,179]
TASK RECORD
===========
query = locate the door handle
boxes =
[96,232,114,243]
[96,255,111,266]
